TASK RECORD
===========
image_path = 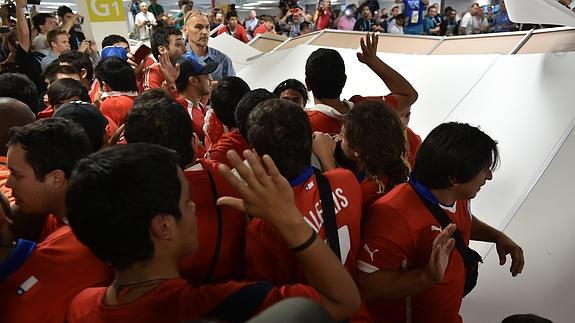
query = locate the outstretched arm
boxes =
[218,150,360,321]
[357,33,419,114]
[471,216,524,277]
[15,0,30,52]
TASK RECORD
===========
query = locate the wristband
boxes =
[290,229,317,253]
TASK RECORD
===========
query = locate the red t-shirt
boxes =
[316,8,333,30]
[99,94,137,126]
[143,63,179,99]
[203,109,226,150]
[66,278,322,323]
[254,23,271,36]
[206,129,251,168]
[0,226,113,323]
[175,97,208,143]
[37,214,66,243]
[245,168,362,285]
[217,24,250,43]
[357,183,471,323]
[360,175,391,217]
[179,159,246,284]
[37,106,54,119]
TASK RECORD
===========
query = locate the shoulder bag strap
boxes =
[313,169,341,261]
[204,168,223,283]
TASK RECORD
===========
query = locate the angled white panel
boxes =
[506,0,575,27]
[444,53,575,256]
[209,33,262,73]
[461,126,575,322]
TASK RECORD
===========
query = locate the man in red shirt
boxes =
[143,26,186,98]
[1,118,113,323]
[305,33,421,166]
[217,11,250,43]
[254,15,275,36]
[357,122,525,323]
[241,98,362,287]
[95,57,138,126]
[174,52,217,143]
[65,143,360,322]
[124,96,246,284]
[205,77,251,167]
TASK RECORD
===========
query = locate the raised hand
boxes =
[425,223,457,283]
[158,49,180,85]
[357,32,379,66]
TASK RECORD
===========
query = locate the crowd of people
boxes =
[0,0,559,322]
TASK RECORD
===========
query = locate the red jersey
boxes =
[0,226,113,323]
[175,97,208,143]
[316,8,333,30]
[0,156,14,205]
[245,168,362,285]
[37,214,66,243]
[357,183,471,323]
[360,175,391,217]
[203,109,226,150]
[37,106,54,119]
[143,63,179,99]
[206,129,251,168]
[179,159,246,284]
[66,278,321,323]
[99,93,137,126]
[217,24,250,43]
[254,23,271,36]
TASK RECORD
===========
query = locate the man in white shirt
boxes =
[244,10,258,39]
[31,13,57,56]
[135,2,157,40]
[459,3,480,35]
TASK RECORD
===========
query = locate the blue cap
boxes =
[101,46,128,61]
[179,51,218,76]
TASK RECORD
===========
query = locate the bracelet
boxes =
[290,229,317,253]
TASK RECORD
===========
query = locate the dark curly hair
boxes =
[343,100,409,193]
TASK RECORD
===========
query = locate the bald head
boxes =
[0,98,36,155]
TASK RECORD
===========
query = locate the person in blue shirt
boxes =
[395,0,429,35]
[493,1,517,33]
[423,6,440,35]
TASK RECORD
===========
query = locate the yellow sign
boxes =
[87,0,126,23]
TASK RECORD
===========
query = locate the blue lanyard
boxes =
[0,239,36,282]
[289,166,314,187]
[408,177,439,205]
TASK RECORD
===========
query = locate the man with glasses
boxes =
[183,10,235,82]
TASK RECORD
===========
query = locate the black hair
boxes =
[134,89,173,107]
[95,57,138,92]
[150,26,182,60]
[101,34,129,48]
[8,118,91,180]
[211,77,251,128]
[343,100,409,193]
[305,48,346,100]
[0,73,39,114]
[395,13,406,20]
[66,143,182,270]
[235,89,277,139]
[246,99,311,180]
[502,314,553,323]
[411,122,499,189]
[58,50,94,83]
[57,5,73,19]
[43,64,80,84]
[47,78,90,108]
[300,21,312,32]
[226,10,238,21]
[31,13,54,31]
[273,78,308,106]
[125,98,195,168]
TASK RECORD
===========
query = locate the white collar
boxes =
[101,91,138,98]
[306,100,354,121]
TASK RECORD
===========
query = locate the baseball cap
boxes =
[53,101,108,152]
[177,51,218,77]
[101,46,129,61]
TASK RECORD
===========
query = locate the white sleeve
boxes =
[460,13,471,29]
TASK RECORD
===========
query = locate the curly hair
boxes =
[343,100,409,193]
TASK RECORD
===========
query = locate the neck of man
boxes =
[181,89,200,107]
[429,188,457,206]
[189,42,208,57]
[107,257,180,305]
[313,96,349,114]
[53,197,67,222]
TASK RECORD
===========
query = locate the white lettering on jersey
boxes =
[363,243,379,261]
[334,188,349,208]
